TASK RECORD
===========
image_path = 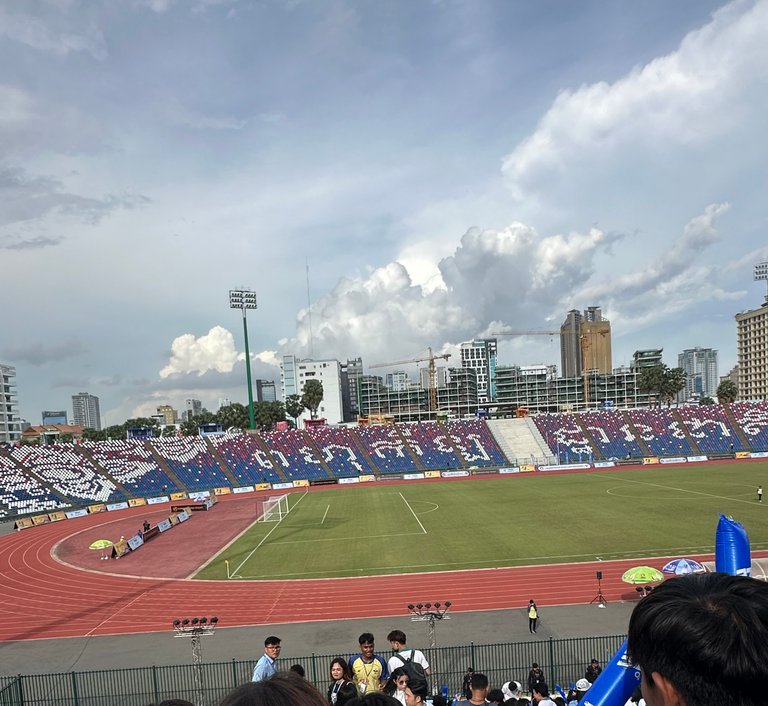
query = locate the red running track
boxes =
[0,500,744,643]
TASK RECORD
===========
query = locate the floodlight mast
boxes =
[229,289,258,430]
[173,616,219,706]
[407,601,451,648]
[754,261,768,305]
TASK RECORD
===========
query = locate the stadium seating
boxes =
[398,422,464,470]
[578,411,645,459]
[9,444,122,504]
[355,425,419,473]
[446,420,508,466]
[731,401,768,452]
[675,405,745,453]
[260,430,330,479]
[626,408,693,456]
[0,453,66,514]
[150,437,233,490]
[532,413,596,461]
[82,440,179,496]
[303,426,376,476]
[208,433,283,484]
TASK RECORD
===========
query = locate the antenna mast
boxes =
[306,259,314,358]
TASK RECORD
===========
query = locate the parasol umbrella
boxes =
[621,565,664,585]
[89,539,113,560]
[662,558,706,575]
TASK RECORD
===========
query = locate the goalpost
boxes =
[256,494,290,522]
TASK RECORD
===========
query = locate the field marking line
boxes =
[399,492,427,534]
[321,505,330,525]
[597,474,762,506]
[230,491,308,577]
[270,531,425,547]
[85,590,148,637]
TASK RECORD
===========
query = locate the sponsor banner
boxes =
[442,470,470,478]
[339,477,360,484]
[233,486,254,494]
[176,510,190,522]
[170,492,188,501]
[107,502,129,512]
[750,451,768,459]
[642,457,659,465]
[189,491,210,500]
[65,508,88,519]
[14,518,34,530]
[128,498,146,507]
[157,518,172,532]
[48,511,67,522]
[127,534,144,551]
[735,451,751,459]
[113,538,130,558]
[687,455,708,463]
[272,482,293,490]
[519,464,536,473]
[32,514,50,525]
[499,467,521,474]
[358,475,375,483]
[292,479,310,488]
[147,496,170,505]
[254,483,271,491]
[539,463,591,472]
[88,503,106,514]
[659,456,687,465]
[403,473,425,480]
[424,471,441,479]
[204,499,214,510]
[214,487,231,495]
[593,461,616,469]
[309,478,337,486]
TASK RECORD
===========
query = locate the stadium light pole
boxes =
[229,289,258,430]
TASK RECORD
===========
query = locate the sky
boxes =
[2,0,768,426]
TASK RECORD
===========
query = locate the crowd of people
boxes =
[147,573,768,706]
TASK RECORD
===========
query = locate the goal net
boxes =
[257,494,289,522]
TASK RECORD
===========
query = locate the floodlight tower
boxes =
[755,261,768,305]
[229,288,258,430]
[407,601,451,648]
[173,616,219,706]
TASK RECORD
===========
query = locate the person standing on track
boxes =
[527,599,539,633]
[758,485,763,502]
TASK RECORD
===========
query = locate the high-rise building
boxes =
[631,349,663,369]
[71,392,101,431]
[254,380,277,403]
[560,306,612,378]
[280,355,344,426]
[185,398,202,421]
[42,410,67,425]
[385,371,410,391]
[340,357,364,422]
[460,339,498,403]
[0,363,22,443]
[156,405,177,425]
[736,301,768,400]
[677,347,719,400]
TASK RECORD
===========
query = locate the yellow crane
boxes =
[370,347,451,411]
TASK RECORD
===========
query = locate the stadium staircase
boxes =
[670,409,702,455]
[620,411,653,457]
[393,424,426,471]
[0,447,72,507]
[723,405,753,451]
[76,445,132,498]
[301,432,341,478]
[144,442,189,492]
[348,431,383,474]
[203,438,245,487]
[572,415,604,460]
[486,418,553,465]
[250,435,289,481]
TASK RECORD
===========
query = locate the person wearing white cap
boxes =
[566,679,590,706]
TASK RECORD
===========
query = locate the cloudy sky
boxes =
[2,0,767,425]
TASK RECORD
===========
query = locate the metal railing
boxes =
[0,634,626,706]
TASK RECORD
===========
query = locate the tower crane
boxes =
[370,347,451,411]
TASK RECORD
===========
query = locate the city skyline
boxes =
[2,0,767,422]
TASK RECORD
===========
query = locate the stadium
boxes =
[1,407,767,704]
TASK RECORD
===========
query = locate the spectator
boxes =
[349,632,389,695]
[487,689,505,705]
[383,667,408,705]
[566,679,590,706]
[328,658,355,705]
[527,664,545,695]
[219,672,327,706]
[627,572,768,706]
[252,636,281,682]
[501,681,522,702]
[461,668,475,699]
[387,630,431,676]
[527,600,539,634]
[454,673,489,706]
[584,658,601,684]
[402,663,429,706]
[531,684,556,706]
[291,664,307,678]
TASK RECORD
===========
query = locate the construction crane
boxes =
[370,347,451,411]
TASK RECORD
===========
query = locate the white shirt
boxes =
[388,648,430,674]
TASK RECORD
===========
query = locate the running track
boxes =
[0,498,729,643]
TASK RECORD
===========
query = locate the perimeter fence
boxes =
[0,634,625,706]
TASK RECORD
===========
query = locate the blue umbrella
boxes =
[662,558,706,575]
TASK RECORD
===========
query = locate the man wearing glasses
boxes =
[252,636,282,682]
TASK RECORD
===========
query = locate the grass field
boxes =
[194,461,768,580]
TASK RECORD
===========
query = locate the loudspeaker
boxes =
[596,570,603,581]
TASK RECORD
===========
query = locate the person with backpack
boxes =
[387,630,431,676]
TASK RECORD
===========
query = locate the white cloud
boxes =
[159,326,240,378]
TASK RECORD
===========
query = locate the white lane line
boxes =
[399,492,427,534]
[321,504,330,525]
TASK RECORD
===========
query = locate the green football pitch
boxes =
[193,461,768,580]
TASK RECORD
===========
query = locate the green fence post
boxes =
[152,665,160,704]
[311,654,317,685]
[70,672,80,706]
[470,643,475,670]
[232,660,239,688]
[548,637,556,686]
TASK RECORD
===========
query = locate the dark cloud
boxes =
[1,235,63,250]
[2,338,86,366]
